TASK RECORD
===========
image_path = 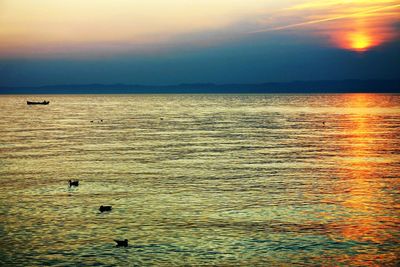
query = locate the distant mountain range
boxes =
[1,79,399,94]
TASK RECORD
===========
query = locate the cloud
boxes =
[251,4,400,33]
[287,0,398,10]
[0,0,399,57]
[0,0,272,57]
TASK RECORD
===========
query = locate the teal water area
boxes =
[0,94,399,266]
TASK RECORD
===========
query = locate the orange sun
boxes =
[331,29,377,52]
[320,4,399,53]
[330,19,391,53]
[348,32,373,51]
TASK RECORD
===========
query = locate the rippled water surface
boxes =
[0,94,399,266]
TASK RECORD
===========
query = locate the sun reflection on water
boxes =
[329,94,400,264]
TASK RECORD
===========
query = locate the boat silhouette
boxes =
[27,101,49,105]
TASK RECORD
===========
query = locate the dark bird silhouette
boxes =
[69,180,79,187]
[99,205,112,212]
[114,239,128,247]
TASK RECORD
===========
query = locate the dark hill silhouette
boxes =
[1,79,399,94]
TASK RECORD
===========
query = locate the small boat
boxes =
[27,101,49,105]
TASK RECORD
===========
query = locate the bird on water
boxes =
[69,180,79,187]
[114,239,128,247]
[99,205,112,212]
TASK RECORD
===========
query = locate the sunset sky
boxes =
[0,0,399,86]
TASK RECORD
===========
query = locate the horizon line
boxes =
[1,78,399,89]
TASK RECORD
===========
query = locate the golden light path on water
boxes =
[324,94,400,264]
[0,94,399,266]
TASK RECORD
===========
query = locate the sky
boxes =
[0,0,399,86]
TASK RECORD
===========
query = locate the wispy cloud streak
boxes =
[250,4,400,33]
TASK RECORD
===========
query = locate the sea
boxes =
[0,94,399,266]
